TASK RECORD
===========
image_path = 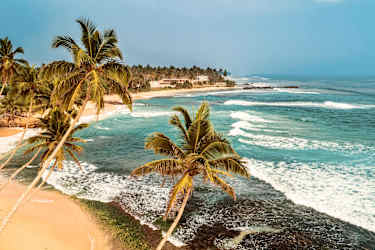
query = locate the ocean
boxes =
[14,76,375,248]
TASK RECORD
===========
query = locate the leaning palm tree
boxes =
[131,102,249,250]
[0,18,132,234]
[24,107,87,194]
[0,107,87,226]
[0,37,28,96]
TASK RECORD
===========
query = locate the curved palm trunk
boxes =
[36,160,57,190]
[156,187,191,250]
[0,97,33,170]
[0,83,6,97]
[24,160,57,204]
[0,148,41,193]
[0,92,90,234]
[0,75,8,97]
[0,158,49,233]
[0,142,27,162]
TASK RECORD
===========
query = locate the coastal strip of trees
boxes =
[129,65,229,90]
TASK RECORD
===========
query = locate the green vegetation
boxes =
[129,64,226,90]
[131,102,249,250]
[79,199,151,250]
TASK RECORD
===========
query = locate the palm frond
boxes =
[145,132,185,158]
[200,141,236,160]
[165,172,193,218]
[76,18,97,57]
[211,173,236,200]
[169,115,188,143]
[131,159,185,177]
[187,119,214,153]
[172,106,192,129]
[65,148,82,170]
[195,102,210,121]
[209,157,249,178]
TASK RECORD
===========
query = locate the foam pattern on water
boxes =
[230,112,374,153]
[244,158,375,233]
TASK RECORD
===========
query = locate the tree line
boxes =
[129,65,229,89]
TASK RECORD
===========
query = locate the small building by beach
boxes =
[197,75,209,82]
[149,81,161,88]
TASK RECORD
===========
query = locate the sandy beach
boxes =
[0,128,22,138]
[0,177,112,250]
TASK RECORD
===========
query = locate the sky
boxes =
[1,0,374,76]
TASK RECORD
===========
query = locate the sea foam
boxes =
[244,158,375,233]
[224,100,375,109]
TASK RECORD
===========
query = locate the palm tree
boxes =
[0,37,28,96]
[24,107,87,193]
[0,65,44,171]
[36,17,132,169]
[0,18,132,234]
[0,108,88,227]
[131,102,249,250]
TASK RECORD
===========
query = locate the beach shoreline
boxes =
[0,86,239,138]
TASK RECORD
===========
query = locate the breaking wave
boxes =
[244,158,375,232]
[224,100,375,109]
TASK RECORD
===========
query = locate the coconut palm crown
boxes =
[0,37,28,96]
[132,102,249,219]
[40,18,132,114]
[24,108,88,170]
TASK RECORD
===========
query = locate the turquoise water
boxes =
[42,77,375,242]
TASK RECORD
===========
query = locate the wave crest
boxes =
[224,100,375,109]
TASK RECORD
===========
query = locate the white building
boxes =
[197,75,209,82]
[149,81,161,88]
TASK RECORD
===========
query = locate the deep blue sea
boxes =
[40,76,375,246]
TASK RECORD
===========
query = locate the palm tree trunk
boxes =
[0,74,7,97]
[0,142,27,162]
[0,97,33,170]
[156,187,191,250]
[0,91,91,234]
[36,160,57,190]
[24,160,57,203]
[0,158,49,233]
[0,148,41,193]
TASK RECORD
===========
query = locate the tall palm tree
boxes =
[0,37,28,96]
[0,18,132,234]
[0,108,87,228]
[37,17,132,169]
[131,102,249,250]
